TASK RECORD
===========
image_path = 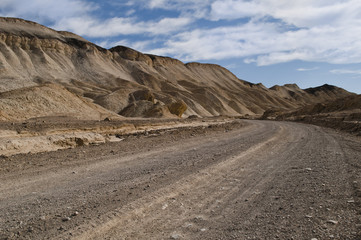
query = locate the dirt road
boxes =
[0,120,360,239]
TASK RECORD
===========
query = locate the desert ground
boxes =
[0,17,360,240]
[0,119,360,240]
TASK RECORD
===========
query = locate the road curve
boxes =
[0,120,360,239]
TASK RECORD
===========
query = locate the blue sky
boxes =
[1,0,361,94]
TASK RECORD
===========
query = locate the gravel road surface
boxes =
[0,120,360,239]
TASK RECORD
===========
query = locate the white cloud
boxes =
[330,69,361,75]
[209,0,361,27]
[210,0,264,20]
[141,0,212,18]
[0,0,192,38]
[125,9,136,16]
[148,0,168,9]
[0,0,96,23]
[2,0,361,67]
[297,67,319,72]
[146,0,211,10]
[148,18,361,66]
[146,0,361,66]
[53,16,192,37]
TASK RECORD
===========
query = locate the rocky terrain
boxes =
[0,116,235,157]
[262,94,361,135]
[0,17,360,240]
[1,17,358,157]
[0,17,355,121]
[1,120,360,239]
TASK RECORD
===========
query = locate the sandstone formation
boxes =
[0,17,355,121]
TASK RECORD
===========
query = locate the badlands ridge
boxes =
[0,17,356,121]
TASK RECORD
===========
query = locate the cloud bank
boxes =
[1,0,361,66]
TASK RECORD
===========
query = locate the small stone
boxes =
[170,233,181,239]
[326,220,338,225]
[40,216,46,220]
[62,217,71,222]
[200,228,207,232]
[305,168,312,171]
[195,216,204,220]
[347,199,355,203]
[71,211,79,216]
[311,238,318,240]
[305,215,312,218]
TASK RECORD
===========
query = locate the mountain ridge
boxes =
[0,17,355,121]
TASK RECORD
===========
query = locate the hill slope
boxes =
[0,83,118,121]
[0,17,355,120]
[259,94,361,135]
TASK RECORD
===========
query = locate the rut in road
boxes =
[65,121,360,240]
[72,122,292,240]
[0,120,360,240]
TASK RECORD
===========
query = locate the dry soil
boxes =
[0,120,360,239]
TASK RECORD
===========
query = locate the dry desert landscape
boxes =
[0,17,360,239]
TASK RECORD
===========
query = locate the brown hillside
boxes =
[0,84,118,121]
[0,17,355,120]
[261,94,361,135]
[277,94,361,118]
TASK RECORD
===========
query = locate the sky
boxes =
[1,0,361,94]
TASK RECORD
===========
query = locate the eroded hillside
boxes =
[0,17,355,121]
[263,94,361,135]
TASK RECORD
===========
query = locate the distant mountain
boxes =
[261,94,361,135]
[0,17,355,121]
[275,94,361,118]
